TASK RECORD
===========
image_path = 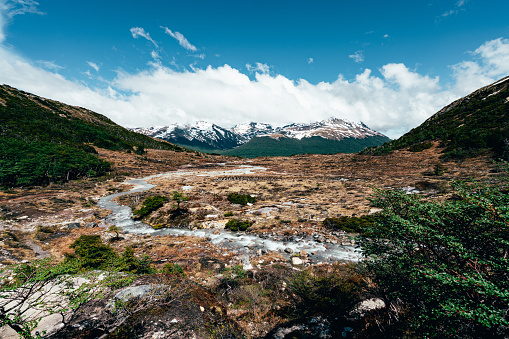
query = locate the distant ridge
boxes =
[361,76,509,159]
[132,117,391,156]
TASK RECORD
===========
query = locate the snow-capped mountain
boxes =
[275,118,385,140]
[131,121,244,150]
[131,117,389,152]
[231,122,275,142]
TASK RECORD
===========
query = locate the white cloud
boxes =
[87,61,99,72]
[349,51,364,63]
[383,34,389,38]
[151,50,160,60]
[36,60,64,71]
[161,26,197,52]
[246,62,270,74]
[307,57,314,64]
[0,0,42,42]
[438,0,468,19]
[0,38,508,139]
[130,27,158,47]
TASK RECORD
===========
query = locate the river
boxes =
[98,164,361,268]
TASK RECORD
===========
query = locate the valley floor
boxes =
[0,144,497,338]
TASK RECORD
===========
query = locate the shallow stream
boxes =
[98,165,361,268]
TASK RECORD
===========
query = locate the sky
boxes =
[0,0,508,138]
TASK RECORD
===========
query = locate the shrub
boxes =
[227,193,256,205]
[116,247,154,274]
[224,211,234,217]
[133,195,168,220]
[161,263,185,276]
[66,235,116,270]
[358,164,509,338]
[323,215,375,233]
[225,219,251,231]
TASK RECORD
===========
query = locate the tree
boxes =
[358,165,509,338]
[172,191,189,211]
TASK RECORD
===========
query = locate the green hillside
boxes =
[0,85,184,187]
[362,76,509,159]
[221,135,390,158]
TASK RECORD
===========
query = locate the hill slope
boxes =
[362,76,509,159]
[0,85,184,187]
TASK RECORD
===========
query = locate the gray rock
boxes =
[64,222,81,229]
[85,222,97,228]
[284,248,293,254]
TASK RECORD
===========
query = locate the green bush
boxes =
[66,235,116,270]
[225,218,251,231]
[358,164,509,338]
[65,235,154,274]
[161,263,185,276]
[224,211,234,217]
[227,193,256,205]
[133,195,168,220]
[323,215,375,233]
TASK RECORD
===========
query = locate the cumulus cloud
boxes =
[349,51,364,63]
[246,62,270,74]
[307,57,314,64]
[0,38,508,139]
[130,27,158,47]
[87,61,99,72]
[161,26,197,52]
[383,34,389,38]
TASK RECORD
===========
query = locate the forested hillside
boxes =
[362,76,509,159]
[0,85,184,187]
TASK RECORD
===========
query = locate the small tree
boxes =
[358,164,509,338]
[172,191,189,211]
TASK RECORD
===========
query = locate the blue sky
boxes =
[0,0,508,138]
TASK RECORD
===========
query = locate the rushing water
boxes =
[98,165,361,268]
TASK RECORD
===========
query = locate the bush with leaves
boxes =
[225,218,251,232]
[227,192,256,205]
[132,195,168,220]
[358,164,509,338]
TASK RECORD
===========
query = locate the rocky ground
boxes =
[0,144,499,338]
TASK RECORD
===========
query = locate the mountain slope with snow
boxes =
[132,117,391,154]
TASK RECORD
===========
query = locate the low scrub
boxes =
[133,195,168,220]
[323,215,376,233]
[227,192,256,205]
[225,218,251,231]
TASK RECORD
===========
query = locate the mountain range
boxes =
[131,118,391,157]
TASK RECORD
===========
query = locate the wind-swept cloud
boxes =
[0,0,43,42]
[36,60,63,71]
[87,61,99,72]
[130,27,158,47]
[438,0,468,19]
[349,51,364,63]
[246,62,270,74]
[307,57,314,64]
[161,26,197,52]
